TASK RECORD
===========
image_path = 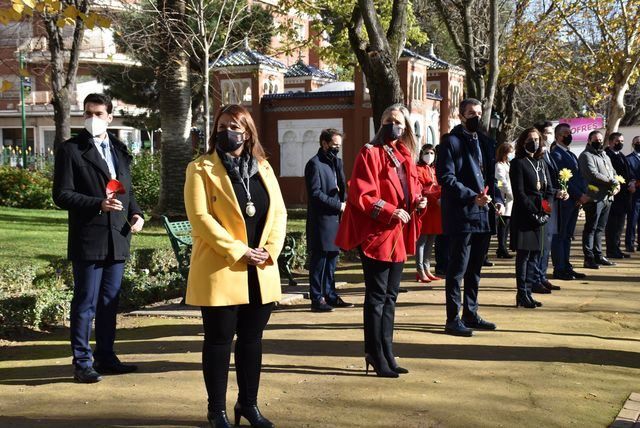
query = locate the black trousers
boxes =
[515,250,540,294]
[200,277,273,412]
[605,205,627,256]
[445,232,491,323]
[360,252,403,370]
[497,216,511,253]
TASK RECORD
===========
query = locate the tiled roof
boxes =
[284,60,337,80]
[212,49,288,69]
[262,90,355,100]
[402,47,459,70]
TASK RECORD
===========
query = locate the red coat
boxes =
[335,142,424,262]
[417,164,442,235]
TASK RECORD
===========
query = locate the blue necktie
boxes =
[100,142,116,178]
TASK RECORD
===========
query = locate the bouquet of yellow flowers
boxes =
[558,168,573,192]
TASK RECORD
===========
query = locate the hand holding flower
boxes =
[130,214,144,233]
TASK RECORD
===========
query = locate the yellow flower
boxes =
[497,180,503,187]
[588,184,599,192]
[615,175,625,184]
[559,168,573,182]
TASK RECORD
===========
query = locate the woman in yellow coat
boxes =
[184,104,287,428]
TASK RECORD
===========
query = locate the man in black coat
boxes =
[605,132,634,259]
[305,128,353,312]
[53,93,144,383]
[436,98,504,337]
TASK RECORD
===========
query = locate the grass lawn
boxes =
[0,207,306,266]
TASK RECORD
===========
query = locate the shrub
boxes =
[131,152,161,213]
[0,166,55,209]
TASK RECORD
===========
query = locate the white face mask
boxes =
[507,152,515,161]
[422,154,435,165]
[85,117,109,137]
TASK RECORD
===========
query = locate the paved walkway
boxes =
[1,248,639,427]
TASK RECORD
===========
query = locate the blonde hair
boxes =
[370,104,418,154]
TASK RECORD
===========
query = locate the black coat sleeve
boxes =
[52,143,103,211]
[305,159,342,213]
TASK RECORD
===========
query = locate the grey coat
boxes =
[578,144,617,202]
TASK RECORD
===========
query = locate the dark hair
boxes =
[417,144,435,165]
[207,104,266,161]
[83,93,113,114]
[554,123,571,138]
[319,128,343,146]
[588,130,602,141]
[534,121,553,134]
[458,98,482,115]
[496,142,513,163]
[515,127,543,159]
[608,132,623,142]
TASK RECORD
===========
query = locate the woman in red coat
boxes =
[336,104,427,378]
[415,144,442,282]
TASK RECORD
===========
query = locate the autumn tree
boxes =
[557,0,640,135]
[0,0,110,151]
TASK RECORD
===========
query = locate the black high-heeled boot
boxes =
[364,353,399,378]
[388,359,409,374]
[207,410,231,428]
[526,292,543,307]
[233,402,274,428]
[516,292,536,308]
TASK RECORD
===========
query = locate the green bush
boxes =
[131,152,161,213]
[0,166,55,209]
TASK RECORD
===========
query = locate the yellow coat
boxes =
[184,151,287,306]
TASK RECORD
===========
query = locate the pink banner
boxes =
[557,117,604,143]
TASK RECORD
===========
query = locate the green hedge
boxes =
[0,166,55,209]
[130,152,161,213]
[0,248,185,336]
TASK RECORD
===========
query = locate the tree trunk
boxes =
[483,0,499,132]
[606,79,629,137]
[362,53,405,130]
[155,0,193,217]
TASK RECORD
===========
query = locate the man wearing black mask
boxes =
[605,133,634,258]
[625,136,640,252]
[436,98,504,337]
[578,130,618,269]
[550,124,588,280]
[304,128,353,312]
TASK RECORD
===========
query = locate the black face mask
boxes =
[525,140,537,154]
[464,116,481,133]
[635,145,640,153]
[325,146,340,159]
[382,123,404,142]
[564,134,573,145]
[614,142,624,152]
[591,141,603,151]
[216,129,244,152]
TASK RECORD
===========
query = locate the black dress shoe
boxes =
[311,297,334,312]
[541,279,561,290]
[625,247,636,253]
[208,410,231,428]
[568,269,586,279]
[496,250,514,259]
[398,287,409,293]
[532,284,551,294]
[74,366,103,383]
[583,259,600,269]
[553,271,575,280]
[94,359,138,375]
[516,292,536,308]
[444,320,473,337]
[621,252,631,258]
[435,268,447,275]
[461,316,496,330]
[595,256,616,266]
[483,259,494,267]
[233,403,274,428]
[327,296,355,308]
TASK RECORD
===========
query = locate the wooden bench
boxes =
[161,216,298,287]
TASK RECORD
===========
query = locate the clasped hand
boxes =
[244,248,270,266]
[475,193,491,207]
[555,189,569,201]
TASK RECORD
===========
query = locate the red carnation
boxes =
[106,179,126,198]
[542,199,552,214]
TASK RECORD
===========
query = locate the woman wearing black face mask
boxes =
[509,128,554,309]
[184,104,287,428]
[336,104,427,377]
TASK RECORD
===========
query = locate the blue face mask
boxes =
[507,152,515,161]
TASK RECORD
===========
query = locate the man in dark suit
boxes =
[550,124,588,280]
[625,136,640,252]
[605,132,634,258]
[436,98,504,337]
[53,93,144,383]
[305,128,353,312]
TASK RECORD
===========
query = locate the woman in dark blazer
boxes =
[510,128,554,308]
